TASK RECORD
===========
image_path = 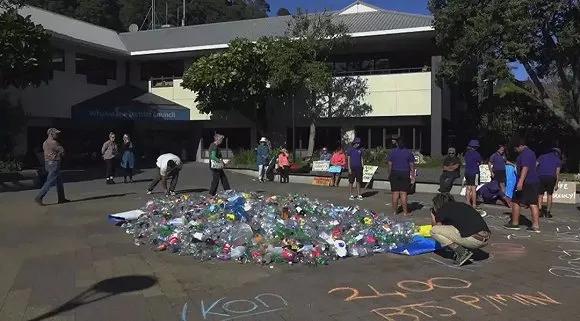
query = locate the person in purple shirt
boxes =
[505,137,541,233]
[489,144,509,197]
[464,139,482,209]
[387,138,416,216]
[347,137,364,200]
[537,147,562,218]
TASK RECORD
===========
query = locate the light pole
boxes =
[292,94,296,159]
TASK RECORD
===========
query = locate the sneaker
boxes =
[454,246,473,266]
[146,190,153,195]
[349,195,355,200]
[34,197,44,206]
[544,212,553,218]
[503,223,521,230]
[357,195,363,200]
[527,226,541,233]
[476,208,487,217]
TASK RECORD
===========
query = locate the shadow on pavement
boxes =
[27,275,157,321]
[361,191,379,198]
[178,188,209,194]
[435,248,491,264]
[70,193,137,203]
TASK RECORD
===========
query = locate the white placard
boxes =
[311,161,330,172]
[362,165,379,183]
[479,164,492,183]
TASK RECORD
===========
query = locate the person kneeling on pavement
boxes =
[430,193,491,266]
[147,153,182,196]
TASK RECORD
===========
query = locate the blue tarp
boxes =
[389,235,441,256]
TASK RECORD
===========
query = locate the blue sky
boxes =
[267,0,431,16]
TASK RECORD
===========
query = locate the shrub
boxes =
[0,158,23,172]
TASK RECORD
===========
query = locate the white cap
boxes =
[260,137,267,143]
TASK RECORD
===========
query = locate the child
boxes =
[277,149,290,183]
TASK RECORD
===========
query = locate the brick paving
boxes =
[1,163,579,321]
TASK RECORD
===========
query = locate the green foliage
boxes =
[0,95,25,155]
[276,7,290,16]
[0,158,23,172]
[230,149,257,166]
[429,0,580,132]
[0,9,51,89]
[363,148,390,166]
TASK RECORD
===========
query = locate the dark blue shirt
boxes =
[347,147,363,169]
[537,151,561,177]
[256,144,270,165]
[489,152,506,171]
[388,148,415,172]
[464,150,482,176]
[516,147,539,184]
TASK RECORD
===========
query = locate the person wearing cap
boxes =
[464,139,482,209]
[256,137,270,182]
[504,136,541,233]
[35,128,69,205]
[537,147,562,218]
[147,153,182,196]
[101,132,119,184]
[387,137,415,215]
[209,133,231,195]
[347,137,364,200]
[439,147,461,193]
[319,147,331,162]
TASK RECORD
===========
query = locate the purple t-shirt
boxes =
[516,147,539,184]
[347,147,363,169]
[388,148,415,172]
[489,152,506,171]
[464,150,482,176]
[537,152,561,177]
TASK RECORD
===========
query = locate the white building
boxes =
[4,2,453,163]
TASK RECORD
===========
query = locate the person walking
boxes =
[387,138,416,215]
[347,137,364,200]
[464,139,482,209]
[147,153,182,196]
[101,132,118,184]
[537,147,562,218]
[35,128,69,205]
[439,147,461,193]
[120,134,136,183]
[489,144,508,196]
[430,193,491,266]
[504,137,541,233]
[209,133,231,196]
[277,148,290,183]
[330,146,347,187]
[256,137,270,182]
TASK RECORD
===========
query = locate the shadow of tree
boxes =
[27,275,157,321]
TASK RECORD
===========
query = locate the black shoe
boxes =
[58,199,71,204]
[34,197,44,206]
[503,223,521,230]
[454,246,473,266]
[544,211,553,218]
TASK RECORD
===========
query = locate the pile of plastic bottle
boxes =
[122,190,416,265]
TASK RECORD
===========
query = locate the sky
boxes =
[267,0,431,16]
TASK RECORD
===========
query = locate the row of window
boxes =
[49,48,117,85]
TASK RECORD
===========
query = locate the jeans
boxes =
[36,161,65,202]
[257,164,266,181]
[431,225,489,249]
[209,169,230,195]
[148,169,180,192]
[439,171,459,193]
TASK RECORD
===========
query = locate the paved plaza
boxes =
[1,163,579,321]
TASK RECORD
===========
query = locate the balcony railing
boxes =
[333,66,431,77]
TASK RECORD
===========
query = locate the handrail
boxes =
[333,67,430,76]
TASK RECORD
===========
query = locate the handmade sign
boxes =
[328,166,343,174]
[312,161,330,172]
[542,181,577,204]
[362,165,379,183]
[479,164,492,183]
[312,176,333,186]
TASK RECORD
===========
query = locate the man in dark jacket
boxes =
[256,137,270,182]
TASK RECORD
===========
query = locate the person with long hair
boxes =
[387,138,415,215]
[277,148,290,183]
[330,146,347,187]
[208,133,231,195]
[101,132,118,184]
[120,134,136,183]
[464,139,482,209]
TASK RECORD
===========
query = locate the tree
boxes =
[0,6,51,88]
[429,0,580,134]
[75,0,120,31]
[277,7,290,16]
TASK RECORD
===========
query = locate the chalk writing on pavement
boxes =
[181,293,288,321]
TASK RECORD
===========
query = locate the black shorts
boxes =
[465,174,478,186]
[493,170,506,183]
[515,183,540,206]
[390,171,411,192]
[539,176,557,195]
[349,167,363,184]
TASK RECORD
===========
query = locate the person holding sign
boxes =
[537,147,562,218]
[464,140,482,209]
[330,147,347,187]
[387,138,416,215]
[504,137,541,233]
[347,137,364,200]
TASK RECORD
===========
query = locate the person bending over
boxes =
[147,153,182,196]
[430,193,491,266]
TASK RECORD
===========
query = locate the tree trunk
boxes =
[307,122,316,157]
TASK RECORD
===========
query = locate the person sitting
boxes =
[319,147,332,161]
[477,180,510,206]
[330,147,347,187]
[430,193,491,266]
[439,147,461,193]
[147,153,182,196]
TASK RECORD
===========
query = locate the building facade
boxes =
[5,2,451,164]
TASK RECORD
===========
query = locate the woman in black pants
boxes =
[101,132,118,184]
[208,133,231,195]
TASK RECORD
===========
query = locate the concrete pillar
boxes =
[430,56,443,158]
[65,50,76,74]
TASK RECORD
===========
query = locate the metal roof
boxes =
[18,6,128,54]
[119,10,433,55]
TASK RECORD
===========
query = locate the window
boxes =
[141,60,184,81]
[76,54,117,85]
[374,58,390,71]
[52,49,65,71]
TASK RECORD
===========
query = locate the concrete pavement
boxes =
[1,163,579,321]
